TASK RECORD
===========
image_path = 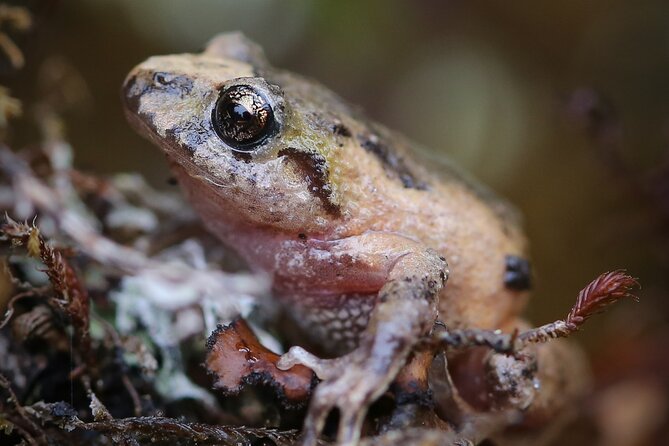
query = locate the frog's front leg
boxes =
[275,233,448,446]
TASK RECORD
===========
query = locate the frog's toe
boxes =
[278,345,345,380]
[302,364,381,445]
[299,398,330,446]
[299,377,368,446]
[336,404,368,446]
[299,379,344,445]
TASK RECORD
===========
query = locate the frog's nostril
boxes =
[504,255,532,291]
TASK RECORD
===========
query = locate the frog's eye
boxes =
[212,85,275,150]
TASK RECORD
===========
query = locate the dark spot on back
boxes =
[357,133,428,190]
[278,147,341,217]
[504,255,532,291]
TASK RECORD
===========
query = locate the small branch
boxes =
[429,327,517,356]
[0,33,24,69]
[26,402,309,446]
[0,287,48,329]
[0,374,45,445]
[0,5,31,70]
[77,417,305,446]
[0,5,32,31]
[97,314,145,417]
[121,374,143,418]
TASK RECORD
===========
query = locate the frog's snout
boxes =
[121,70,143,116]
[122,62,163,116]
[121,67,151,132]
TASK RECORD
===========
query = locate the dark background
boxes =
[4,1,669,442]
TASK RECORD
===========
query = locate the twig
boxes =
[97,314,144,417]
[77,417,304,445]
[121,374,143,418]
[26,401,310,446]
[430,327,517,356]
[0,374,45,445]
[0,5,31,70]
[0,287,48,329]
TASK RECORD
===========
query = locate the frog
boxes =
[122,33,585,445]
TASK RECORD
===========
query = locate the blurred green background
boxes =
[6,0,669,392]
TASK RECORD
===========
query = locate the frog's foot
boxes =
[279,347,390,446]
[278,276,445,445]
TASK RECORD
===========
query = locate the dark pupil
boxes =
[232,104,251,121]
[213,85,274,150]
